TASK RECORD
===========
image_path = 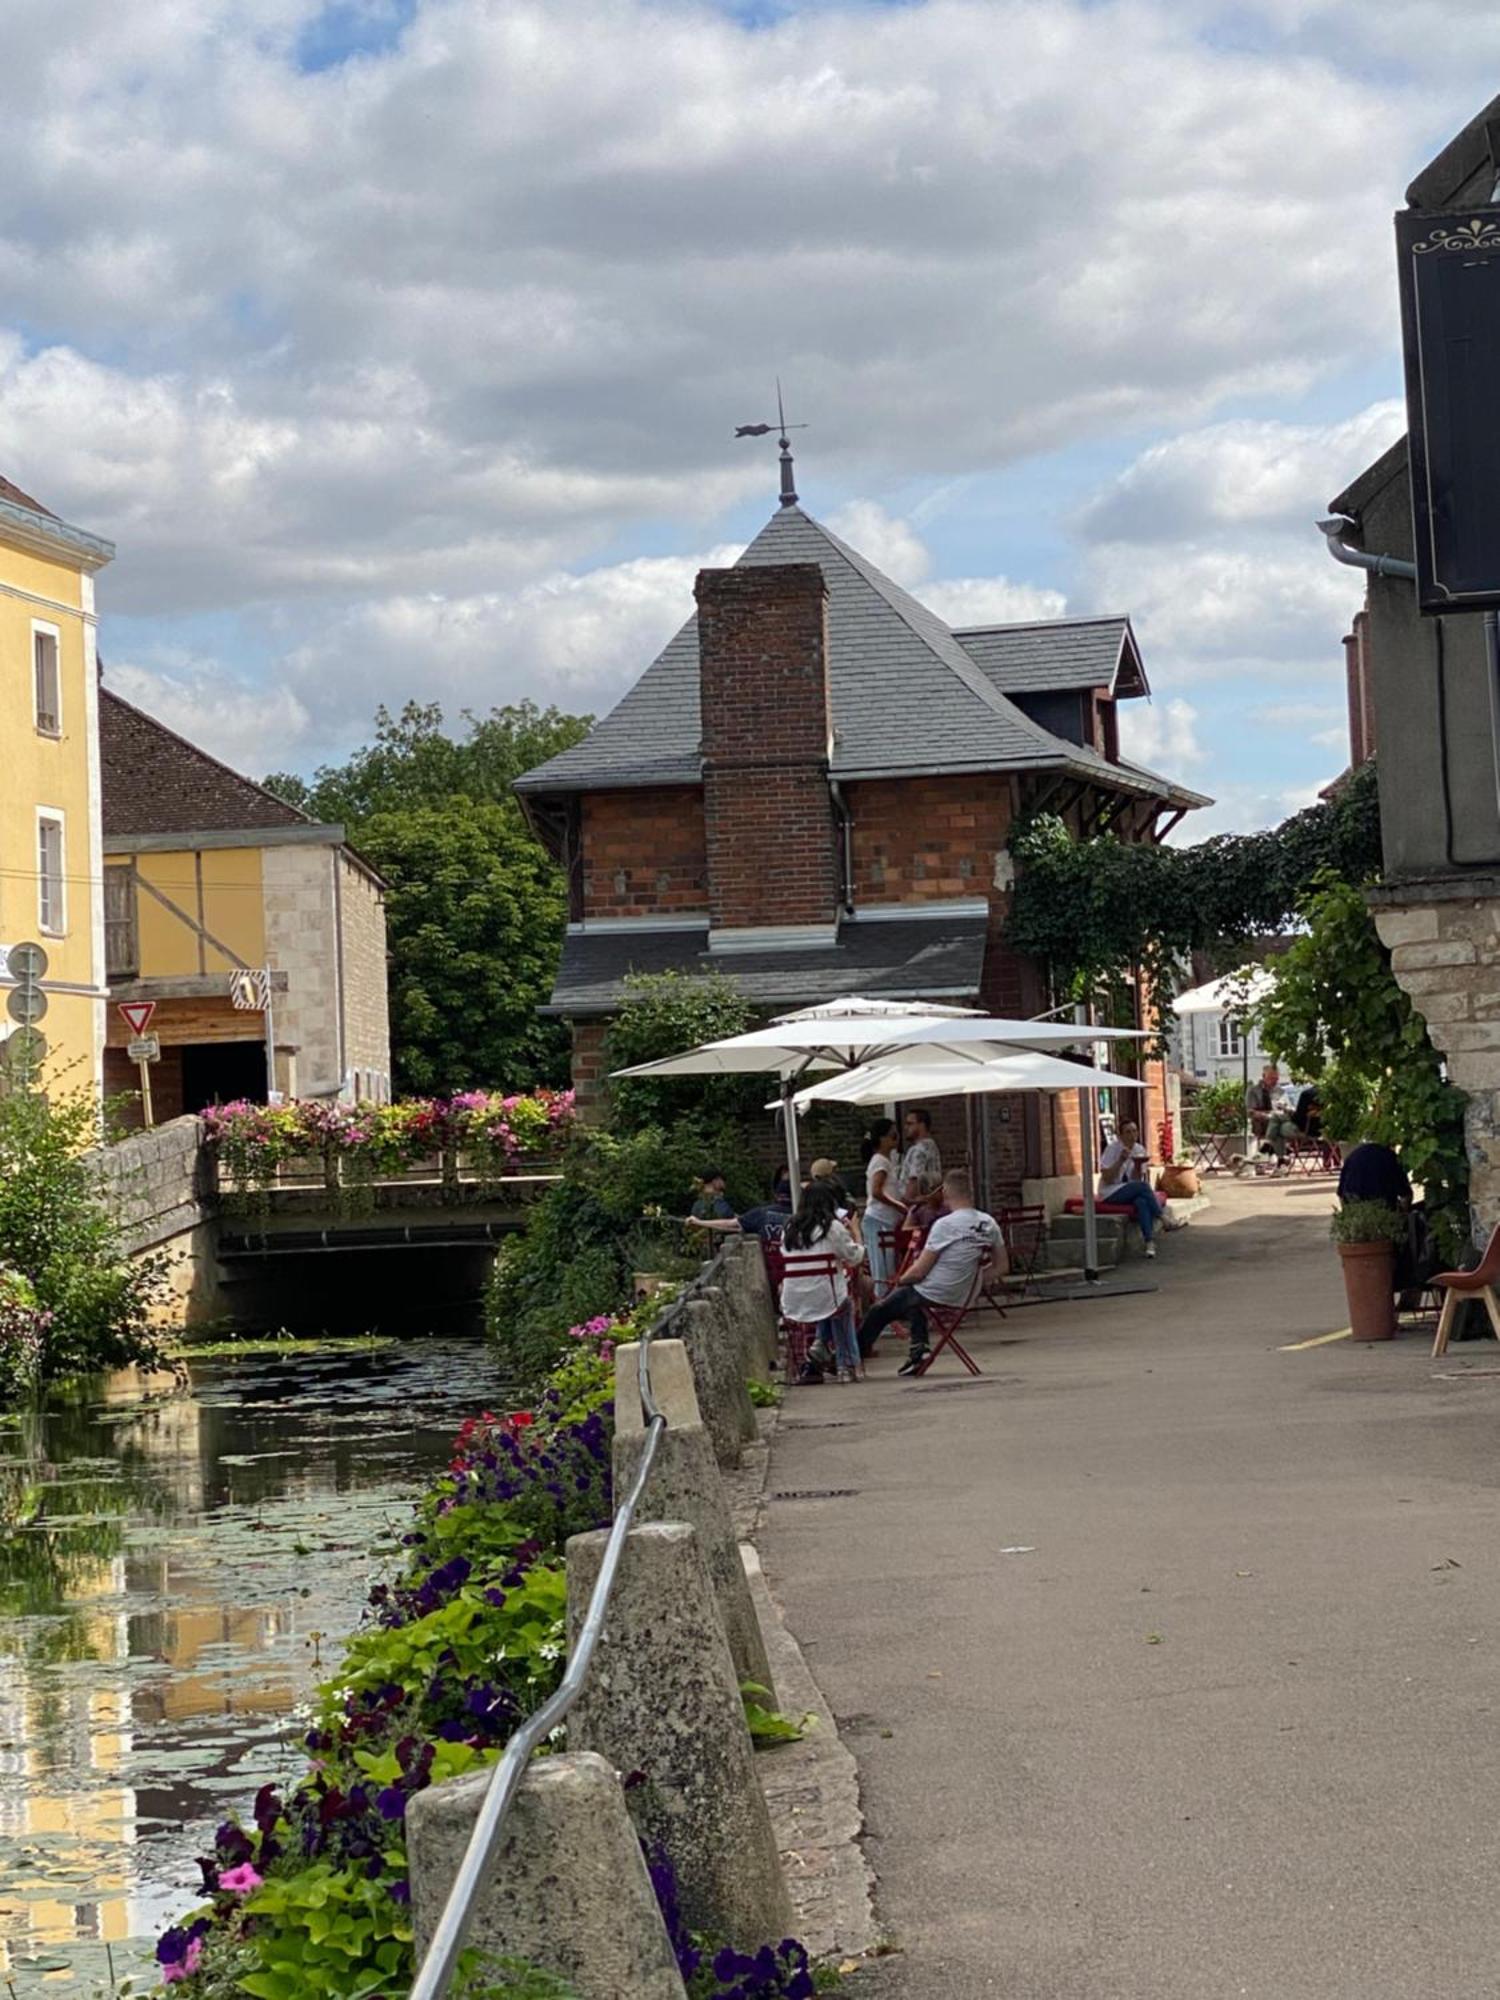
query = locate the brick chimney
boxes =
[696,563,839,935]
[1344,609,1376,767]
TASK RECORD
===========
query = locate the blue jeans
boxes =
[863,1210,898,1292]
[1103,1182,1161,1242]
[809,1305,860,1373]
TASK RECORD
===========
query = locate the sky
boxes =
[3,1,1498,835]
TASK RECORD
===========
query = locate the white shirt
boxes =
[865,1150,904,1225]
[1098,1138,1149,1200]
[915,1208,1003,1307]
[779,1218,864,1323]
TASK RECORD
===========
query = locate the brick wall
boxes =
[1345,610,1376,768]
[845,774,1011,905]
[581,788,708,918]
[572,1021,610,1119]
[697,564,838,930]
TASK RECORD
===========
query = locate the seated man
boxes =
[1246,1065,1298,1165]
[685,1186,793,1243]
[691,1167,735,1221]
[856,1168,1003,1376]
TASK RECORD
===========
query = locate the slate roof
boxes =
[516,505,1203,807]
[1330,437,1408,522]
[952,615,1146,698]
[546,909,991,1017]
[1406,91,1500,210]
[100,687,316,838]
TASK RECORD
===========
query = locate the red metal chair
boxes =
[769,1247,848,1377]
[1431,1224,1500,1358]
[910,1266,987,1378]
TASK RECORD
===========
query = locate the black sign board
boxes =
[1398,205,1500,613]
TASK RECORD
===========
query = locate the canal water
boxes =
[0,1339,506,1992]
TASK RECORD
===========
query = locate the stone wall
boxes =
[263,842,341,1094]
[339,851,392,1098]
[94,1115,222,1326]
[1371,877,1500,1239]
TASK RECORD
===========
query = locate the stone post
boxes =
[614,1340,773,1694]
[565,1522,794,1952]
[406,1752,687,1999]
[724,1236,780,1372]
[676,1296,757,1467]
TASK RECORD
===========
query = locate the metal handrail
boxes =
[407,1294,677,1998]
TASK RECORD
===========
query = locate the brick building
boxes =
[516,495,1209,1204]
[99,687,392,1123]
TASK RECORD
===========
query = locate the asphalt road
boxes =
[761,1177,1500,1999]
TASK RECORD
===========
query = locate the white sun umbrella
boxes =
[614,1005,1144,1254]
[773,995,983,1022]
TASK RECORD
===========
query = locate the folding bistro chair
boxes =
[998,1204,1047,1303]
[910,1267,987,1379]
[1431,1223,1500,1358]
[770,1246,854,1379]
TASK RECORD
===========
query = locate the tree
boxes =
[264,702,591,1094]
[601,971,767,1133]
[264,701,589,825]
[357,799,571,1096]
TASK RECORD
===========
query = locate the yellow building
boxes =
[0,474,115,1095]
[99,690,392,1122]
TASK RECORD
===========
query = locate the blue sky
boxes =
[0,0,1488,832]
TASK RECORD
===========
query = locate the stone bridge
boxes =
[100,1117,554,1335]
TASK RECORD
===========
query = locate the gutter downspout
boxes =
[828,777,855,918]
[1316,516,1417,582]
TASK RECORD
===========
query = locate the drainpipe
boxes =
[1316,516,1416,582]
[828,778,855,917]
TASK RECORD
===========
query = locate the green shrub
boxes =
[0,1089,166,1402]
[1190,1077,1247,1134]
[601,971,766,1133]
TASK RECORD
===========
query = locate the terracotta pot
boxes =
[1158,1164,1200,1200]
[1338,1240,1397,1340]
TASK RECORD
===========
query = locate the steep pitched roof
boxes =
[0,474,55,518]
[517,505,1200,804]
[99,687,315,838]
[953,615,1147,699]
[1406,91,1500,210]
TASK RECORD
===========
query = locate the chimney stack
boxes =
[696,563,839,937]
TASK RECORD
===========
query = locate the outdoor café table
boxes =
[1189,1128,1238,1174]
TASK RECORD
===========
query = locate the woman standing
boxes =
[780,1179,866,1383]
[862,1118,907,1299]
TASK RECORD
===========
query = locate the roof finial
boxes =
[734,379,808,508]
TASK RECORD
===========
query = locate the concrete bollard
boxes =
[723,1238,780,1373]
[566,1522,794,1953]
[677,1297,757,1467]
[406,1751,687,1999]
[614,1340,773,1696]
[701,1280,772,1386]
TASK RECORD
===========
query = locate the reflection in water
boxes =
[0,1340,502,1991]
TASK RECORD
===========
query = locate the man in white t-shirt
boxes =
[856,1167,1003,1374]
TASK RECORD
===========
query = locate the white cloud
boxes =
[1120,696,1207,771]
[826,501,931,588]
[920,575,1069,628]
[105,655,313,778]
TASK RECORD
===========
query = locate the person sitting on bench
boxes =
[856,1168,1002,1376]
[1097,1119,1166,1259]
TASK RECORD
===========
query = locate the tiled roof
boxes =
[546,908,991,1016]
[516,504,1197,804]
[0,474,55,518]
[953,615,1146,697]
[100,687,315,837]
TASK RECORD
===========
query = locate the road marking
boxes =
[1280,1328,1352,1350]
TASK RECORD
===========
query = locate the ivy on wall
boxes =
[1006,759,1382,1000]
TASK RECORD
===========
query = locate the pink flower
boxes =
[163,1938,204,1982]
[218,1863,263,1894]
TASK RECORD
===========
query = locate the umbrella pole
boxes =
[1242,1032,1251,1165]
[780,1076,804,1200]
[1078,1086,1099,1283]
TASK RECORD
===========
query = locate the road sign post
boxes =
[117,1001,159,1127]
[5,943,50,1093]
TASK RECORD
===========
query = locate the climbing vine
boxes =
[1006,759,1382,1002]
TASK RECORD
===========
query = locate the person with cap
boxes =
[691,1168,736,1221]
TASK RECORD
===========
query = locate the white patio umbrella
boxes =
[782,1048,1149,1280]
[614,1004,1145,1273]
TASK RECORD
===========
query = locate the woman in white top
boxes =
[862,1118,907,1298]
[780,1179,865,1382]
[1095,1118,1165,1258]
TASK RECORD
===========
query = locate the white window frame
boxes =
[36,808,66,937]
[1216,1014,1242,1059]
[32,621,62,737]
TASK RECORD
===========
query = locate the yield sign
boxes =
[118,1000,156,1038]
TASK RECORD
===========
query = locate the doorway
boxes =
[181,1039,267,1112]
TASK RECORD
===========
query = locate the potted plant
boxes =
[1331,1199,1406,1340]
[1155,1115,1200,1201]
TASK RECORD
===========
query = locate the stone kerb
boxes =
[614,1339,773,1695]
[675,1296,758,1467]
[565,1521,795,1952]
[406,1751,687,1999]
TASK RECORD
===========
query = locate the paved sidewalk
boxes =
[760,1178,1500,1999]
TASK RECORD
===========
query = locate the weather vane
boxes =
[734,381,807,508]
